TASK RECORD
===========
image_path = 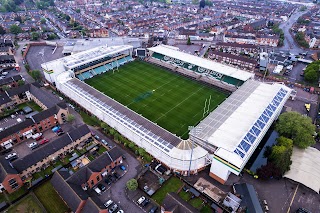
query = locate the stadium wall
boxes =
[56,76,209,175]
[151,52,244,87]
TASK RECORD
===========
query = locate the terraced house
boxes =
[0,124,91,193]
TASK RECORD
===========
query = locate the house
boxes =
[244,19,267,32]
[215,42,258,54]
[51,147,123,212]
[0,83,69,145]
[0,55,16,69]
[161,192,200,213]
[88,28,109,38]
[208,50,257,71]
[0,75,23,90]
[0,124,91,194]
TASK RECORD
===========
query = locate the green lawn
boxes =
[200,204,212,213]
[190,197,204,209]
[34,181,69,213]
[98,145,107,154]
[178,190,191,201]
[85,61,228,139]
[8,186,27,201]
[8,195,43,213]
[152,176,183,205]
[18,101,43,112]
[79,111,100,126]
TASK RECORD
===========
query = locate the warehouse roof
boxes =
[284,147,320,194]
[148,45,254,82]
[191,80,291,168]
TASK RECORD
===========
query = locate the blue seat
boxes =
[77,74,84,81]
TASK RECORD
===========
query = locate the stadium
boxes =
[42,44,292,183]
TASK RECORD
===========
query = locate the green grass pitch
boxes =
[85,61,228,139]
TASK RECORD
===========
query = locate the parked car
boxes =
[120,165,126,171]
[94,187,101,195]
[137,196,145,205]
[40,138,49,145]
[117,210,124,213]
[141,198,150,207]
[94,135,100,140]
[97,184,106,192]
[113,172,120,179]
[149,206,158,213]
[28,142,39,150]
[109,204,118,213]
[104,200,113,208]
[5,152,18,161]
[57,131,64,136]
[122,154,126,160]
[101,139,108,146]
[105,177,112,185]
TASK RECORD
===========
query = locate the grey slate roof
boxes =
[51,171,82,212]
[0,119,34,141]
[0,92,10,105]
[0,75,22,86]
[31,106,58,123]
[29,84,62,108]
[12,125,90,172]
[6,84,29,97]
[162,192,200,213]
[68,125,90,141]
[234,183,263,213]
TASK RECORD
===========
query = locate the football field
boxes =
[85,61,228,139]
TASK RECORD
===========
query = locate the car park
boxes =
[40,138,49,145]
[5,152,18,161]
[28,142,39,150]
[97,183,106,192]
[109,204,118,213]
[137,196,145,205]
[149,205,158,213]
[113,172,120,179]
[104,200,113,208]
[141,198,150,207]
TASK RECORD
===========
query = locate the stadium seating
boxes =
[126,55,133,62]
[94,66,105,75]
[82,71,92,79]
[117,57,126,65]
[77,74,84,81]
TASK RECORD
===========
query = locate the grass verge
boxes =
[152,176,183,205]
[8,194,42,213]
[34,181,69,213]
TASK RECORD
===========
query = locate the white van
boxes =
[94,187,102,195]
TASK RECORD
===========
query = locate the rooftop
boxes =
[148,45,254,81]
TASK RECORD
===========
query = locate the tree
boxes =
[66,114,75,122]
[187,36,191,45]
[9,24,22,35]
[2,85,9,91]
[269,137,293,174]
[256,162,282,179]
[304,61,320,83]
[0,26,5,35]
[126,179,138,191]
[24,64,30,71]
[276,111,316,148]
[100,122,108,130]
[40,18,46,24]
[31,32,40,41]
[30,70,41,81]
[109,128,115,136]
[17,79,24,86]
[76,8,80,13]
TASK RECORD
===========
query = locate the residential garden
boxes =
[151,176,214,213]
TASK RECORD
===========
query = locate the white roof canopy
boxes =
[192,80,291,168]
[148,45,254,82]
[284,147,320,194]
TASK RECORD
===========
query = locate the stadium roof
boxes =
[191,80,291,169]
[148,45,254,82]
[284,147,320,194]
[41,45,133,75]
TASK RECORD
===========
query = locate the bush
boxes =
[126,179,138,191]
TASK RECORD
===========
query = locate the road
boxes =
[278,10,312,55]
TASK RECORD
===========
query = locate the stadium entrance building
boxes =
[189,80,292,184]
[148,45,254,90]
